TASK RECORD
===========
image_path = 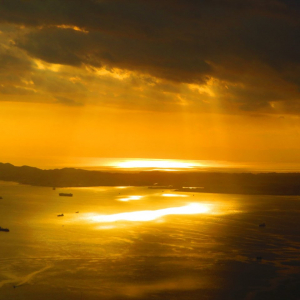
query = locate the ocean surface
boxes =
[1,182,300,300]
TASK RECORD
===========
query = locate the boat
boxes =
[0,227,9,232]
[57,214,64,217]
[53,187,56,190]
[75,211,79,213]
[59,193,73,197]
[259,223,266,227]
[0,196,2,199]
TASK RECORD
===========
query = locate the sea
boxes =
[1,181,300,300]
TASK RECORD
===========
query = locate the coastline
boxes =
[1,162,300,196]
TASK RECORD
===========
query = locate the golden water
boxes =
[1,182,300,299]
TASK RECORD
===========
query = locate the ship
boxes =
[59,193,73,197]
[57,214,64,217]
[0,227,9,232]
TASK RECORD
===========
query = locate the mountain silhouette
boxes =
[1,162,300,195]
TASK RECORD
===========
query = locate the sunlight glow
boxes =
[33,59,61,72]
[118,195,143,202]
[65,158,229,172]
[56,24,89,33]
[95,67,130,80]
[112,159,202,169]
[88,203,211,223]
[188,82,216,97]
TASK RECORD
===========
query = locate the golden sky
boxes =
[1,0,300,170]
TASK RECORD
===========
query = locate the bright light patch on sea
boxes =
[118,195,143,202]
[86,203,211,223]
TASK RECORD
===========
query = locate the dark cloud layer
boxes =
[55,96,83,106]
[0,0,300,111]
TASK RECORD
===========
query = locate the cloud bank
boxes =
[0,0,299,113]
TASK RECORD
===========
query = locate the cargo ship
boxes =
[59,193,73,197]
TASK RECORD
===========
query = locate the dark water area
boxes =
[1,182,300,299]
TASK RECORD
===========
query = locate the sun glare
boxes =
[112,159,203,170]
[88,203,211,223]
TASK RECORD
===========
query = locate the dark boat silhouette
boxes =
[259,223,266,227]
[59,193,73,197]
[0,226,9,232]
[57,214,64,217]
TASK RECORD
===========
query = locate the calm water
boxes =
[1,182,300,299]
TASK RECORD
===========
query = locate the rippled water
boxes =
[1,182,300,299]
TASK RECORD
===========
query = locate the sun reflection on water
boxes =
[87,203,211,223]
[118,195,143,202]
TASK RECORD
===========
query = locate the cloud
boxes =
[55,96,83,106]
[0,0,299,112]
[15,27,212,84]
[0,45,33,84]
[0,85,36,96]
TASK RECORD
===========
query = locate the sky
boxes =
[1,0,300,170]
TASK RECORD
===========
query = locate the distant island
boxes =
[1,162,300,195]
